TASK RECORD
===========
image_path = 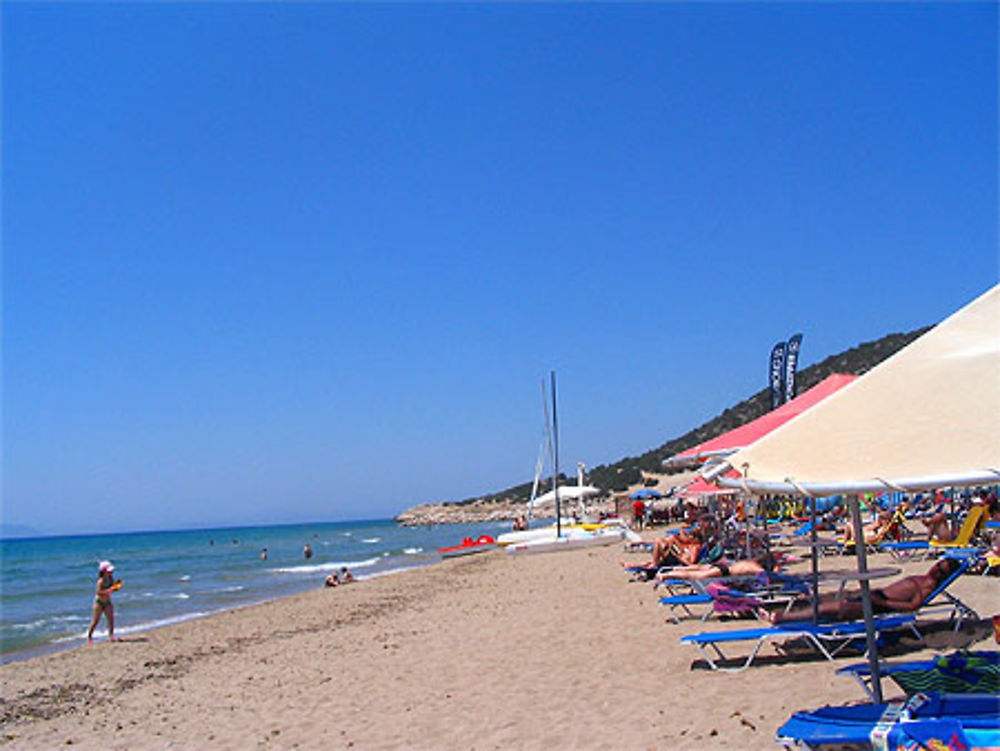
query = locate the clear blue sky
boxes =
[4,2,996,535]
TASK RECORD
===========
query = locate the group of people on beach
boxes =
[622,486,998,629]
[324,567,355,587]
[85,542,363,645]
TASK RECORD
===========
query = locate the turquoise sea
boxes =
[0,518,507,663]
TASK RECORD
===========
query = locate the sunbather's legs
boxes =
[769,595,864,624]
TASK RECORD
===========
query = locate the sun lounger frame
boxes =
[681,615,921,673]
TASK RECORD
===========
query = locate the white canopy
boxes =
[713,284,1000,496]
[528,485,600,509]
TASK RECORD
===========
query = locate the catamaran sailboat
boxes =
[498,374,638,553]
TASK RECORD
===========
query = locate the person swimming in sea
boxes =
[87,560,120,643]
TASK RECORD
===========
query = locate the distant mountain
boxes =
[0,522,44,540]
[445,325,931,507]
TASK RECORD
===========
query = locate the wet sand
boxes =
[1,538,996,750]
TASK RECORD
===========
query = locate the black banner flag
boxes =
[783,333,803,404]
[769,342,787,410]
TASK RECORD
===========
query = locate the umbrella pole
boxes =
[949,489,956,539]
[849,494,883,704]
[762,496,771,559]
[745,496,753,559]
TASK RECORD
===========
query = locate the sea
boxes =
[0,518,509,664]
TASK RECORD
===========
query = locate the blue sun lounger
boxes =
[776,692,1000,750]
[910,554,980,631]
[659,581,801,624]
[879,539,935,560]
[659,592,714,623]
[680,614,921,673]
[836,651,1000,701]
[882,506,989,561]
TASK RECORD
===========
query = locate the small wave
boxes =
[361,537,380,544]
[403,547,422,555]
[179,575,191,582]
[217,585,245,593]
[10,614,86,631]
[54,611,213,643]
[270,557,380,575]
[139,590,189,600]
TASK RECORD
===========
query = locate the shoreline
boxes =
[2,537,996,750]
[0,518,510,666]
[0,549,446,668]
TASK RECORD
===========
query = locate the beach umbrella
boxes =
[706,285,1000,495]
[704,285,1000,703]
[629,489,662,500]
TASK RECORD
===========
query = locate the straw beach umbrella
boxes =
[704,284,1000,701]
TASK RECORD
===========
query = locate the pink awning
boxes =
[672,373,858,463]
[678,474,739,498]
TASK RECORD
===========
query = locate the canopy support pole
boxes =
[849,495,883,703]
[810,496,820,624]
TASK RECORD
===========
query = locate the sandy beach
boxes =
[2,538,996,750]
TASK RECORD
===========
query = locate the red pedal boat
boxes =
[438,535,496,559]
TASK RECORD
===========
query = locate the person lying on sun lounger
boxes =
[654,553,778,582]
[768,557,961,624]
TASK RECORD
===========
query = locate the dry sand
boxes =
[1,538,996,750]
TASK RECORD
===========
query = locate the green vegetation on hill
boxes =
[445,326,931,505]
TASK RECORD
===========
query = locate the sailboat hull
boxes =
[496,522,610,547]
[504,528,624,554]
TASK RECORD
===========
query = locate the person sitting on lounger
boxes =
[840,510,897,544]
[769,557,962,623]
[921,511,955,542]
[655,553,778,582]
[623,528,704,572]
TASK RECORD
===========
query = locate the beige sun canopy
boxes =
[712,284,1000,497]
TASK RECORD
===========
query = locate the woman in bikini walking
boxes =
[87,560,120,643]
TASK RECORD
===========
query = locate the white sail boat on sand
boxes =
[498,373,638,553]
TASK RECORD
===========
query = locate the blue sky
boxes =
[4,2,996,535]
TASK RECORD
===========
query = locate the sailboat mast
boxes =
[551,371,561,538]
[526,438,545,525]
